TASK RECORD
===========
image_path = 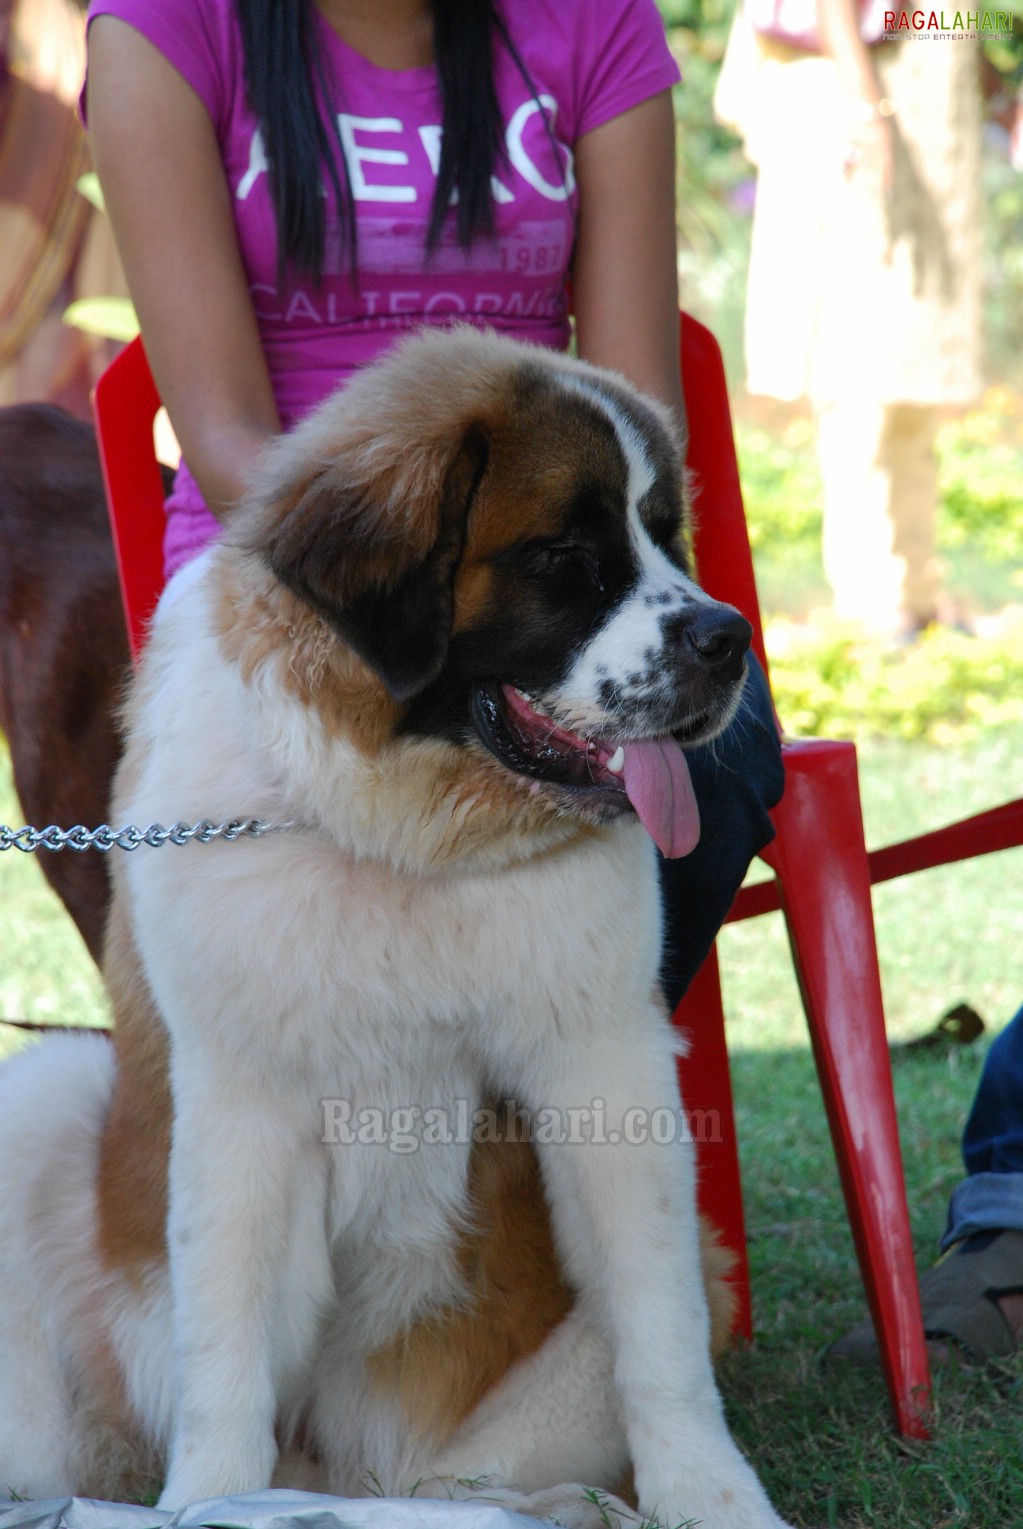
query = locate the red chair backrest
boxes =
[93,335,167,663]
[680,312,770,684]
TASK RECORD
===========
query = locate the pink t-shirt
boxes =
[85,0,680,578]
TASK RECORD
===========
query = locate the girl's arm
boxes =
[570,90,687,443]
[87,17,280,521]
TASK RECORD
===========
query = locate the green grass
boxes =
[0,755,109,1044]
[715,1026,1023,1527]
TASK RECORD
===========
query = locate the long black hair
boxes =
[237,0,532,283]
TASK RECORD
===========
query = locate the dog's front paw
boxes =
[156,1428,277,1511]
[507,1481,638,1529]
[638,1447,792,1529]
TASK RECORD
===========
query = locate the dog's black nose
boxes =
[676,603,752,678]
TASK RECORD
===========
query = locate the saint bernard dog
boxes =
[0,329,791,1529]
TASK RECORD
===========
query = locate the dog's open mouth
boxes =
[471,682,701,858]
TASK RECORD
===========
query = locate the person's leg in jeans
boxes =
[943,1002,1023,1247]
[932,1003,1023,1352]
[833,1003,1023,1364]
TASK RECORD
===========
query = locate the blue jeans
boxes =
[942,1002,1023,1248]
[658,656,785,1013]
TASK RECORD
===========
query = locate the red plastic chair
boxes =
[678,314,933,1436]
[94,326,959,1440]
[93,335,167,664]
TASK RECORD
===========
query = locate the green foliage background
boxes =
[738,408,1023,741]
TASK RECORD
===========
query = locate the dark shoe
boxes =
[829,1229,1023,1365]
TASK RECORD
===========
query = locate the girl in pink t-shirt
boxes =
[85,0,684,579]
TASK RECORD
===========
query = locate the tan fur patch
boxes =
[701,1217,738,1361]
[211,553,402,755]
[450,382,628,635]
[95,896,171,1279]
[367,1112,574,1444]
[368,1105,737,1448]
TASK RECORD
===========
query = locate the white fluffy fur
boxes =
[0,334,790,1528]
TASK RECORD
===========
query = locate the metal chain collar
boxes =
[0,818,286,854]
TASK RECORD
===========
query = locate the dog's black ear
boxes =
[261,423,489,703]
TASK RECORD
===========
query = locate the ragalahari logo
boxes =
[882,7,1014,34]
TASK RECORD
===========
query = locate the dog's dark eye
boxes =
[522,542,604,592]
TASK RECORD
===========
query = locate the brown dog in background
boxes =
[0,404,159,964]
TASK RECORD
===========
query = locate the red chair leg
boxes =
[762,738,931,1438]
[673,945,753,1342]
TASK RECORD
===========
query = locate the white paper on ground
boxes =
[0,1491,546,1529]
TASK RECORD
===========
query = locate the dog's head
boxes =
[231,328,752,860]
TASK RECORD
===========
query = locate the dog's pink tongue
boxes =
[621,738,700,859]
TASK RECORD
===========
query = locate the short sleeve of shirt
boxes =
[571,0,681,140]
[84,0,237,137]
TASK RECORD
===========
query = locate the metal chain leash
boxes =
[0,818,288,854]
